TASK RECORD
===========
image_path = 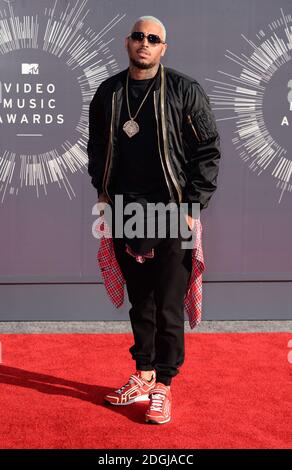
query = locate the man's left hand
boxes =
[185,213,195,231]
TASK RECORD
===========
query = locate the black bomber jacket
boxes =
[87,62,221,214]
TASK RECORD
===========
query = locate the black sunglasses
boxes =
[128,31,165,45]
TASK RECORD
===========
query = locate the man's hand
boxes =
[97,192,109,216]
[185,213,195,231]
[98,192,109,203]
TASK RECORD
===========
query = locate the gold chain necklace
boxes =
[123,71,156,138]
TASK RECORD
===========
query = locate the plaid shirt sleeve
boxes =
[183,218,205,329]
[95,217,125,308]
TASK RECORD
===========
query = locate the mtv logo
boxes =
[21,63,39,74]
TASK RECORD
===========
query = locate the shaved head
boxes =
[130,16,166,42]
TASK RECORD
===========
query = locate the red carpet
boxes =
[0,332,291,449]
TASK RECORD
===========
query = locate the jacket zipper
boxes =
[102,91,115,203]
[187,114,201,142]
[153,90,173,200]
[160,65,182,203]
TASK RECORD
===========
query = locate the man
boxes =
[87,15,221,424]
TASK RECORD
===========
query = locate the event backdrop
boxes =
[0,0,291,320]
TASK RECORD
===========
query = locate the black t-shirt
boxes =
[114,73,170,203]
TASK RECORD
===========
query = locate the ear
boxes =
[160,43,168,57]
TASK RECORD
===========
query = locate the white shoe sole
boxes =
[145,416,171,424]
[104,393,151,405]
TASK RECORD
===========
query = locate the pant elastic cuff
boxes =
[136,365,155,371]
[156,378,172,386]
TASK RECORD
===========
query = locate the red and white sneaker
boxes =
[145,382,172,424]
[104,370,156,405]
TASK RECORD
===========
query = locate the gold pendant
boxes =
[123,119,139,138]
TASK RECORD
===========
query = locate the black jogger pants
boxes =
[112,226,193,386]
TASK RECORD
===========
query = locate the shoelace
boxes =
[115,373,144,394]
[149,392,166,412]
[116,377,135,394]
[116,381,132,394]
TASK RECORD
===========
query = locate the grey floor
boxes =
[0,320,291,333]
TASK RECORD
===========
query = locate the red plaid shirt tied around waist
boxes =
[95,216,205,329]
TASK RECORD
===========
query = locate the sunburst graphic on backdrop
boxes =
[206,8,292,203]
[0,0,126,202]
